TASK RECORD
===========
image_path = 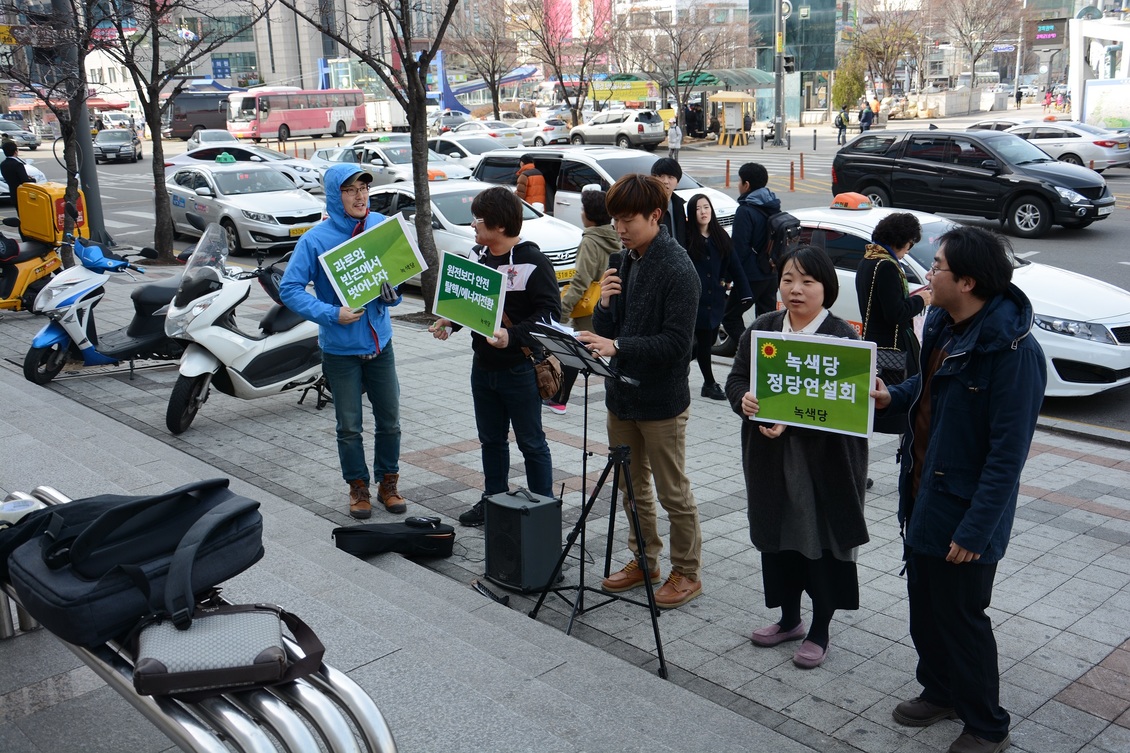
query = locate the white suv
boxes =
[472,146,738,231]
[568,109,666,150]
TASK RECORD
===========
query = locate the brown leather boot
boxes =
[348,480,371,519]
[377,473,407,514]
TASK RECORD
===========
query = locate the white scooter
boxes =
[23,227,182,385]
[163,217,329,434]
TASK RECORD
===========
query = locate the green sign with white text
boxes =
[751,332,876,437]
[318,214,426,309]
[433,251,505,337]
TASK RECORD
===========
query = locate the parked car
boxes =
[512,118,570,146]
[787,198,1130,398]
[367,180,580,285]
[345,131,411,147]
[185,128,239,151]
[830,129,1116,238]
[1004,121,1130,172]
[966,117,1034,132]
[164,145,323,193]
[1019,84,1040,98]
[427,110,471,135]
[426,134,505,171]
[472,146,739,230]
[568,109,666,150]
[0,120,41,150]
[309,142,472,184]
[0,160,46,199]
[166,163,324,255]
[450,120,523,148]
[93,128,143,163]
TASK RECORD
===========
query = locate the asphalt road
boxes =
[5,124,1130,433]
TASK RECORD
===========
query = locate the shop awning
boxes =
[673,68,775,89]
[88,97,129,110]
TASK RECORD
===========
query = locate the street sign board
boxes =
[993,44,1016,53]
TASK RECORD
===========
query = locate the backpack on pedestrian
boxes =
[834,112,844,129]
[755,207,802,274]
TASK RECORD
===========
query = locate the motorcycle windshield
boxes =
[173,223,229,308]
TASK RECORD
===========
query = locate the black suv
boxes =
[831,130,1115,238]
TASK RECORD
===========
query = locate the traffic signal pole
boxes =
[52,0,111,245]
[773,0,785,146]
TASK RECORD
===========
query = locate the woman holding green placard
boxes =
[724,245,869,670]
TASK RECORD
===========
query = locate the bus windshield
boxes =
[229,96,257,123]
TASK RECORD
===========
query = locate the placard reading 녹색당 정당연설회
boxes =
[318,214,427,309]
[433,251,505,337]
[750,332,876,437]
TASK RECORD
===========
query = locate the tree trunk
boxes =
[144,91,176,263]
[407,80,439,313]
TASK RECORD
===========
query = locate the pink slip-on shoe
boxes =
[793,640,829,669]
[750,622,806,647]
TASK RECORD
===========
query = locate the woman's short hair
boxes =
[778,244,839,309]
[605,174,667,219]
[872,212,922,249]
[471,185,523,237]
[580,188,611,226]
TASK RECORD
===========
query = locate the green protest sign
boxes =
[318,214,426,308]
[751,332,876,437]
[433,251,506,337]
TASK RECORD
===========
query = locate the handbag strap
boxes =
[501,312,538,360]
[862,257,899,348]
[163,495,263,628]
[45,478,231,571]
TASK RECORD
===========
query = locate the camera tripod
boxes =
[528,443,668,679]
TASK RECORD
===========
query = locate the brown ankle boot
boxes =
[348,480,371,519]
[377,473,407,514]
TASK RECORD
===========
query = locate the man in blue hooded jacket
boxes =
[720,162,779,348]
[280,164,408,520]
[872,226,1046,753]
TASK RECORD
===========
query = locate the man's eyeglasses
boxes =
[341,184,370,197]
[470,217,484,227]
[929,262,952,275]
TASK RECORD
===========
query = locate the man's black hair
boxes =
[1,141,17,157]
[471,185,524,238]
[937,226,1014,301]
[650,157,682,181]
[520,153,535,165]
[738,162,768,190]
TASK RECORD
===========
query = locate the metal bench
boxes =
[2,486,397,753]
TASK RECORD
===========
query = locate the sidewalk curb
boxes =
[1036,414,1130,449]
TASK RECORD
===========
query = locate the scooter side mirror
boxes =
[186,213,207,232]
[2,217,19,228]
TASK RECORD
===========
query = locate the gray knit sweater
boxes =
[593,225,700,421]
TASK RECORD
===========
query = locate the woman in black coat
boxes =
[686,194,750,400]
[855,213,932,434]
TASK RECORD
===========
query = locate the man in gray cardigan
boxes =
[577,174,704,608]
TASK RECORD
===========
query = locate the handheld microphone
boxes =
[607,252,623,323]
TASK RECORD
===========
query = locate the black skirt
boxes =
[762,550,860,611]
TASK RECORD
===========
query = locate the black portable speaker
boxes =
[483,489,562,593]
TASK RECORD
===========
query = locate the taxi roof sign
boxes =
[831,192,872,210]
[215,152,237,164]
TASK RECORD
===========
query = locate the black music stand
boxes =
[527,325,667,678]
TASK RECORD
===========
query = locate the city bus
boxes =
[226,87,366,141]
[160,91,230,140]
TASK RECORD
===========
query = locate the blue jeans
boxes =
[471,360,553,497]
[322,346,401,484]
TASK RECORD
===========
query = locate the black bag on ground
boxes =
[332,521,455,558]
[7,479,264,648]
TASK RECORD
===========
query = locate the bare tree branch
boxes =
[509,0,612,125]
[446,0,520,121]
[940,0,1020,79]
[277,0,462,309]
[854,9,917,95]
